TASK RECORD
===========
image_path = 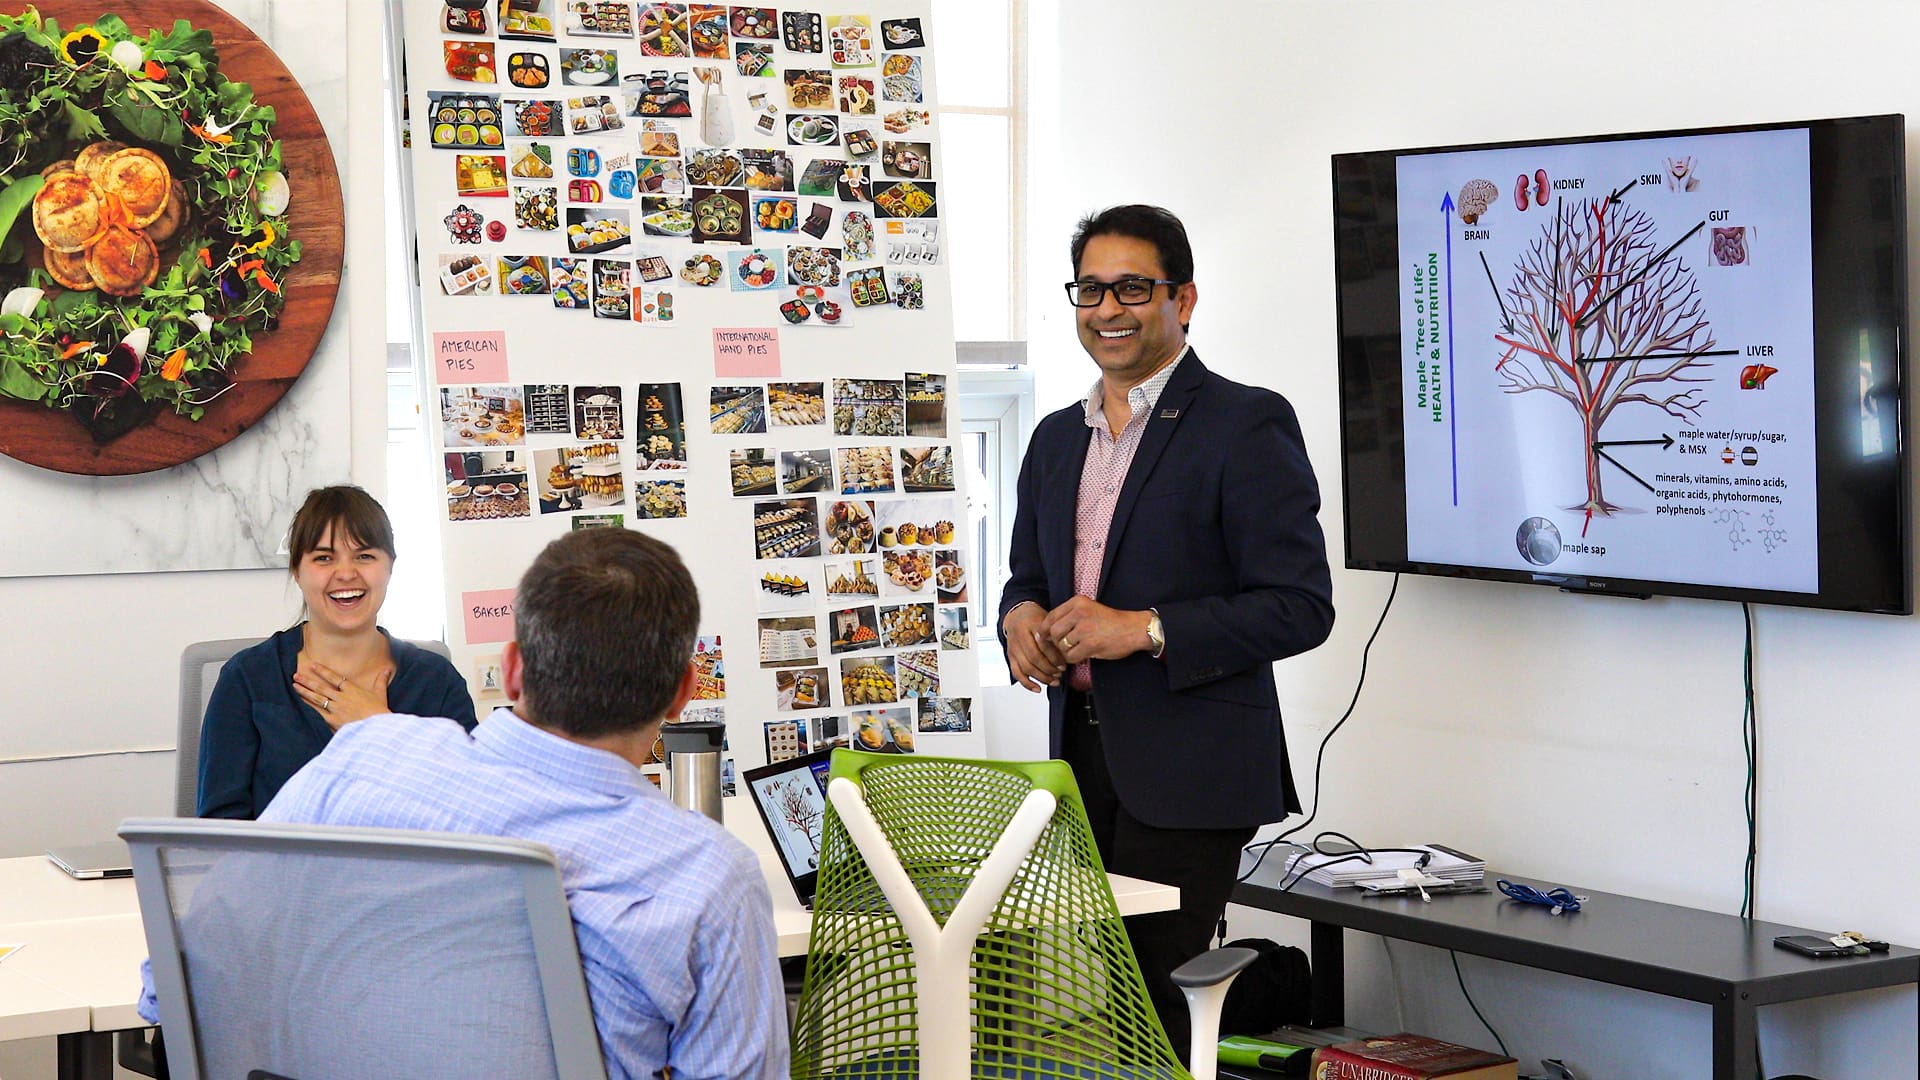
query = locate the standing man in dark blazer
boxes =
[999,204,1334,1047]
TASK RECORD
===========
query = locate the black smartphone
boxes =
[1773,934,1860,958]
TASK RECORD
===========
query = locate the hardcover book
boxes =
[1308,1033,1517,1079]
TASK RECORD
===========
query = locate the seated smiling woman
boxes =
[196,485,477,819]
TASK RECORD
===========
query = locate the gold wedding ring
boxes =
[322,697,332,711]
[1061,638,1075,650]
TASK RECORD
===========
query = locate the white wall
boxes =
[1034,1,1918,1076]
[0,0,390,858]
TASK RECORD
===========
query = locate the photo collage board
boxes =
[403,1,977,794]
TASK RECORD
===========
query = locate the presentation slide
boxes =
[1395,128,1817,592]
[752,769,827,875]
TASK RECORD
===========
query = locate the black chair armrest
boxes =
[1170,945,1259,989]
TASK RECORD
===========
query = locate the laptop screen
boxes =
[743,748,835,906]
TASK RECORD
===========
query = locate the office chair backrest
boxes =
[791,750,1185,1080]
[176,638,265,817]
[174,637,456,817]
[122,817,607,1080]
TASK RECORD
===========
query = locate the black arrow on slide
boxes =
[1549,197,1563,345]
[1574,220,1707,330]
[1478,251,1514,334]
[1572,348,1738,365]
[1592,446,1658,494]
[1607,178,1639,204]
[1593,434,1675,451]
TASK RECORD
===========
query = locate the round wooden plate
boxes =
[0,0,344,475]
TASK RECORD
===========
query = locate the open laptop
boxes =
[46,839,133,880]
[744,748,836,908]
[744,748,976,914]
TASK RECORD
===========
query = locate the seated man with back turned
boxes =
[141,529,788,1079]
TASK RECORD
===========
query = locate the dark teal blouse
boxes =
[195,625,478,819]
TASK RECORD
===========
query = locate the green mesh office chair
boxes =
[791,751,1255,1080]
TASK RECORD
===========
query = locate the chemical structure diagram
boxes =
[1713,509,1788,553]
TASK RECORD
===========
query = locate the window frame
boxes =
[933,0,1028,339]
[957,357,1035,683]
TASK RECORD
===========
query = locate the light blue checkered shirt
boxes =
[141,707,788,1080]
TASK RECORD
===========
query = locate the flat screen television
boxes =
[1334,114,1909,614]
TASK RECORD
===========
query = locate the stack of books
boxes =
[1309,1033,1517,1079]
[1281,843,1485,889]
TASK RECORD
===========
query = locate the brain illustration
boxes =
[1458,178,1499,224]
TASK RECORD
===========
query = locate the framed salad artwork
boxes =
[0,1,344,476]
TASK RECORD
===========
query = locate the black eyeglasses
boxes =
[1063,276,1184,308]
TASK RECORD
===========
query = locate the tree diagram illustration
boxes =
[1491,198,1716,528]
[772,775,824,855]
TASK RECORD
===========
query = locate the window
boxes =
[379,18,446,642]
[932,0,1026,340]
[958,364,1034,683]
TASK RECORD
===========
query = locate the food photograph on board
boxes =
[828,604,881,654]
[768,381,826,426]
[636,382,688,469]
[441,385,528,447]
[757,615,818,668]
[823,498,875,554]
[895,648,939,698]
[900,445,953,492]
[779,447,831,493]
[444,450,532,521]
[730,446,777,496]
[0,5,339,471]
[757,560,816,613]
[536,443,625,514]
[753,497,820,559]
[633,477,688,519]
[711,384,767,434]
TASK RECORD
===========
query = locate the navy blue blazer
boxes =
[999,350,1334,830]
[196,626,478,819]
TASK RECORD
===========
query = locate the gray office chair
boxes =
[174,636,457,816]
[176,638,266,817]
[121,817,608,1080]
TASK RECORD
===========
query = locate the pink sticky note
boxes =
[712,327,781,377]
[461,589,517,645]
[434,331,510,384]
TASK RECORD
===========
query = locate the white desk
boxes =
[0,813,1178,1078]
[0,858,142,1077]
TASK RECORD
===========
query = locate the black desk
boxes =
[1232,863,1919,1079]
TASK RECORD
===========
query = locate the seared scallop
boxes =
[97,148,172,229]
[40,243,97,291]
[84,224,159,296]
[74,141,127,181]
[32,171,103,253]
[145,181,189,245]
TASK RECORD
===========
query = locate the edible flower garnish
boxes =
[0,286,43,319]
[109,39,144,74]
[58,28,107,67]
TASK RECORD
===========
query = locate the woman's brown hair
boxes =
[286,486,396,572]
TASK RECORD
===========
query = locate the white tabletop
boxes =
[0,810,1178,1042]
[0,857,147,1039]
[0,965,90,1043]
[0,856,136,925]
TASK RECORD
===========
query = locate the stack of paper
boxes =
[1282,843,1485,888]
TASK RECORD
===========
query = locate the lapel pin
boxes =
[1159,408,1180,419]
